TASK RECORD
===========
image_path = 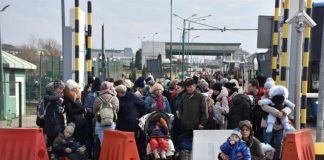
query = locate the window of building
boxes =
[9,70,15,96]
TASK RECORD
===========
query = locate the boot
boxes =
[161,150,167,159]
[153,149,160,159]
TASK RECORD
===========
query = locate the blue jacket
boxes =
[148,124,168,137]
[220,138,251,160]
[145,95,171,113]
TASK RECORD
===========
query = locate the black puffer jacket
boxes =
[227,94,251,129]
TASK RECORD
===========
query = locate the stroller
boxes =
[138,111,175,160]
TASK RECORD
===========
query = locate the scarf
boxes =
[156,96,164,110]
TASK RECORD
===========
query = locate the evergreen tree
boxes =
[142,64,147,77]
[135,49,142,70]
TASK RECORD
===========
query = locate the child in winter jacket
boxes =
[258,85,295,133]
[148,121,169,159]
[219,128,251,160]
[52,123,86,160]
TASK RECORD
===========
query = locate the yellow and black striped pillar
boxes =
[87,1,93,81]
[272,0,280,83]
[74,0,80,83]
[301,0,312,128]
[280,0,290,87]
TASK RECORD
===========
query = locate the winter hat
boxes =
[66,79,79,90]
[220,78,229,84]
[124,79,134,88]
[53,80,65,89]
[115,84,127,93]
[100,81,117,96]
[134,76,145,88]
[163,79,171,89]
[192,76,199,84]
[209,79,217,86]
[229,79,239,88]
[264,77,275,89]
[199,81,209,89]
[231,128,242,139]
[150,83,164,93]
[224,82,236,90]
[64,122,76,135]
[212,83,223,92]
[239,120,253,137]
[269,85,288,99]
[184,78,197,87]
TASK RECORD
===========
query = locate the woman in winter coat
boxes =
[145,83,171,113]
[63,80,88,144]
[92,81,119,144]
[211,83,229,129]
[227,93,251,129]
[239,120,265,160]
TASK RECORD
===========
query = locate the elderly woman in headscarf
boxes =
[144,83,171,113]
[92,81,119,144]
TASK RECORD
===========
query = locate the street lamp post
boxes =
[152,32,158,59]
[0,4,10,119]
[174,13,197,80]
[170,0,173,79]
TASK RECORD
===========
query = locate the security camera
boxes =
[302,11,317,27]
[286,11,317,28]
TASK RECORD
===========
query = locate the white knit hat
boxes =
[264,77,275,89]
[66,79,78,90]
[269,85,288,99]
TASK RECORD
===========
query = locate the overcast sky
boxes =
[1,0,323,53]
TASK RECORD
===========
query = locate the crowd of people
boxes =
[37,71,296,160]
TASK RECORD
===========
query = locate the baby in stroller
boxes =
[148,120,169,159]
[138,111,175,160]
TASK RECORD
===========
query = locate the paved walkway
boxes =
[0,115,38,128]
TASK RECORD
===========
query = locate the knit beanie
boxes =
[66,79,78,90]
[231,128,242,139]
[64,122,76,135]
[53,79,65,89]
[269,85,288,99]
[134,76,145,88]
[264,77,275,89]
[212,83,222,92]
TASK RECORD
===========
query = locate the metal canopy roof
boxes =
[165,42,241,56]
[2,51,37,70]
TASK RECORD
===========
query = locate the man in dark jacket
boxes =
[115,84,147,132]
[228,94,251,129]
[178,78,208,132]
[44,80,65,145]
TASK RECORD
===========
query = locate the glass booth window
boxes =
[9,70,15,96]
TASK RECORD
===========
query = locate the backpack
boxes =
[97,96,116,126]
[35,100,50,127]
[84,92,97,108]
